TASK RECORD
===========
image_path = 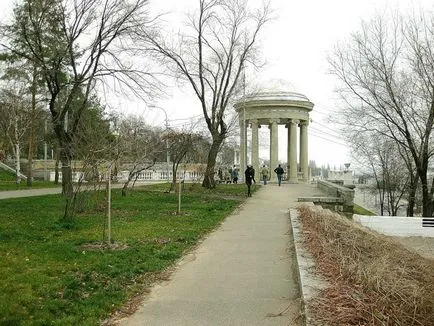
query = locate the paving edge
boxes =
[289,205,328,326]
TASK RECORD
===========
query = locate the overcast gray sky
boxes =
[1,0,433,168]
[150,0,433,168]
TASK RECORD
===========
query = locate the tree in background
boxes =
[352,133,409,216]
[329,11,434,216]
[165,126,207,191]
[0,50,46,186]
[68,97,115,216]
[114,114,164,197]
[145,0,271,188]
[309,160,322,179]
[1,0,158,218]
[0,82,32,183]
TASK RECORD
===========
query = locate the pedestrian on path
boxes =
[274,164,284,186]
[244,165,255,197]
[261,165,269,185]
[224,168,231,184]
[231,166,239,184]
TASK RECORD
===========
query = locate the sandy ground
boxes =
[390,236,434,260]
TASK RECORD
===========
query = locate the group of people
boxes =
[244,164,286,197]
[216,163,286,197]
[217,166,239,184]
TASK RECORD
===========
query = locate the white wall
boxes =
[354,215,434,238]
[328,170,354,185]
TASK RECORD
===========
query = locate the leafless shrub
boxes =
[298,205,434,325]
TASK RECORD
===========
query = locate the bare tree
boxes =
[0,83,32,183]
[114,115,164,196]
[329,11,434,216]
[346,123,416,216]
[0,54,46,187]
[1,0,159,219]
[144,0,271,188]
[67,99,115,216]
[371,139,408,216]
[164,126,207,191]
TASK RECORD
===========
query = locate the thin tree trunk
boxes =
[27,67,37,187]
[27,126,34,187]
[122,167,138,196]
[168,163,176,193]
[121,179,130,196]
[52,117,75,219]
[13,110,21,185]
[421,175,434,217]
[15,143,21,184]
[54,146,60,184]
[406,176,418,217]
[376,180,385,216]
[58,136,74,219]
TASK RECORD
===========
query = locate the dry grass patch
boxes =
[298,205,434,325]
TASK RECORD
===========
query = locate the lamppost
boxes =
[149,105,170,183]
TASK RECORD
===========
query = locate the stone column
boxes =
[233,149,239,166]
[300,120,309,182]
[239,117,246,182]
[288,119,298,183]
[286,123,291,174]
[251,119,259,180]
[269,119,279,182]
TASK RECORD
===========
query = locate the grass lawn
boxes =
[0,169,60,191]
[0,183,251,325]
[353,204,376,216]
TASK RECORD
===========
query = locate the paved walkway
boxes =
[0,187,62,199]
[0,183,127,200]
[116,183,322,326]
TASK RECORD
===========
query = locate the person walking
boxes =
[217,168,223,184]
[261,165,269,185]
[244,165,256,197]
[231,166,239,184]
[224,168,231,184]
[274,164,284,186]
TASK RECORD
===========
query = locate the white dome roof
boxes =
[256,78,297,93]
[244,78,311,102]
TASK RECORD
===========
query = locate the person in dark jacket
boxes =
[244,165,256,197]
[274,164,284,186]
[231,166,239,184]
[261,165,269,185]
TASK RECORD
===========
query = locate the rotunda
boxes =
[234,80,314,183]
